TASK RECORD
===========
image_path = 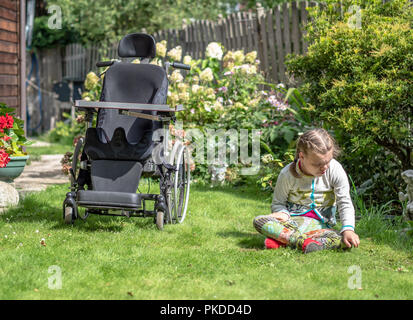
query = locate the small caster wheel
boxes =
[64,206,75,225]
[156,211,164,230]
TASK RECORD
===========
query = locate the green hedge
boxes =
[286,0,412,205]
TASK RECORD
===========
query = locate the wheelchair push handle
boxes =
[96,61,114,68]
[96,59,121,68]
[171,62,191,70]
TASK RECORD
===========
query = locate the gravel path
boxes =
[13,154,68,195]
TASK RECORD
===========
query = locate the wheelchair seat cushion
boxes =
[90,159,143,193]
[77,190,142,209]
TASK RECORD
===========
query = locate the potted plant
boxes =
[0,103,31,182]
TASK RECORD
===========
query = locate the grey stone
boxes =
[399,170,413,221]
[0,181,19,209]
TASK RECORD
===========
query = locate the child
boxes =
[253,128,360,253]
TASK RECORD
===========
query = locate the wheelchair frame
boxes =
[63,60,191,230]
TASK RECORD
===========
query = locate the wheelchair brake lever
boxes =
[163,161,177,171]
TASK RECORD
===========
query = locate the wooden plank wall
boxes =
[0,0,20,113]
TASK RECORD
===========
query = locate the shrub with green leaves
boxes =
[286,0,412,204]
[164,42,311,186]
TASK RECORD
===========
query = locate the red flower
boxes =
[0,114,14,130]
[0,149,10,168]
[0,116,7,130]
[3,135,11,142]
[5,113,13,128]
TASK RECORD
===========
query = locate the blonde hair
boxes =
[289,128,340,178]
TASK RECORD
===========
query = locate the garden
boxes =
[0,0,412,300]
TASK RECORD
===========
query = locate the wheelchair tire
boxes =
[156,210,164,230]
[71,137,84,189]
[171,144,191,224]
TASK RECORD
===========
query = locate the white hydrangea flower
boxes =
[183,55,192,65]
[245,51,257,64]
[170,70,183,83]
[156,40,167,58]
[84,72,99,90]
[239,64,257,75]
[191,84,201,94]
[199,68,214,82]
[206,42,223,60]
[167,46,182,62]
[234,50,245,64]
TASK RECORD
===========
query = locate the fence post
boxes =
[256,3,267,76]
[216,14,224,45]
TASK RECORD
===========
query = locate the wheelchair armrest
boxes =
[74,100,178,112]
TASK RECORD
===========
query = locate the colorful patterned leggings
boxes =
[253,215,345,250]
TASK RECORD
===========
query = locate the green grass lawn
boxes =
[25,141,72,163]
[0,181,412,300]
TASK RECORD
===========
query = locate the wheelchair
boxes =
[63,33,191,230]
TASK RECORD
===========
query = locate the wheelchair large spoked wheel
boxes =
[168,142,191,224]
[70,137,84,190]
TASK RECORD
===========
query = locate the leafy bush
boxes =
[286,0,413,204]
[31,16,79,49]
[47,114,84,146]
[163,42,311,186]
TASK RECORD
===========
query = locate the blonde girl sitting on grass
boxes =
[253,128,360,253]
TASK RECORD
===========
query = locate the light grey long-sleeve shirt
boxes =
[271,159,355,233]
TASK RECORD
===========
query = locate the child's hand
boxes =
[270,212,289,221]
[342,230,360,248]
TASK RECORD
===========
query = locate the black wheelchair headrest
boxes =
[118,33,156,58]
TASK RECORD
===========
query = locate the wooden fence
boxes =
[153,1,318,84]
[62,0,320,85]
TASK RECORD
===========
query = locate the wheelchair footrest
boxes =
[77,190,142,209]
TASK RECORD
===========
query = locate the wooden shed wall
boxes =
[0,0,24,119]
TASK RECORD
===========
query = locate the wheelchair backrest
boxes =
[96,33,167,145]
